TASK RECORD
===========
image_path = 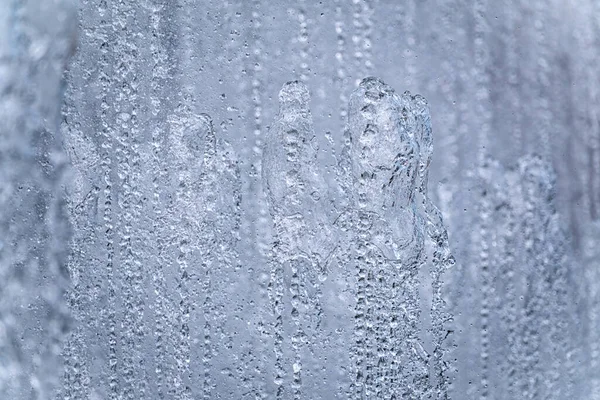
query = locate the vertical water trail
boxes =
[333,0,353,183]
[583,222,600,399]
[250,0,264,159]
[0,0,75,397]
[401,0,417,90]
[354,212,373,400]
[292,5,333,387]
[296,0,309,83]
[486,162,522,398]
[334,1,349,131]
[61,265,87,400]
[412,95,455,399]
[58,243,78,400]
[547,213,575,400]
[351,0,363,83]
[56,15,85,394]
[473,0,492,167]
[216,4,253,394]
[217,0,238,136]
[168,112,215,399]
[587,0,600,220]
[173,136,194,400]
[505,0,523,156]
[263,81,290,398]
[174,114,240,400]
[147,0,173,398]
[434,9,471,349]
[61,185,97,400]
[202,124,216,400]
[263,81,332,400]
[568,11,594,241]
[495,170,520,398]
[351,0,373,83]
[436,0,462,183]
[290,256,305,400]
[335,3,354,229]
[294,9,333,383]
[473,1,492,397]
[362,0,374,76]
[347,80,380,399]
[58,64,95,400]
[249,1,271,397]
[228,2,257,396]
[347,78,430,398]
[532,0,552,160]
[424,198,454,400]
[527,157,575,399]
[197,116,241,400]
[397,91,430,400]
[475,164,492,400]
[516,155,578,399]
[111,0,147,397]
[269,248,286,400]
[436,6,473,395]
[518,156,553,399]
[177,0,198,110]
[286,14,314,397]
[265,83,296,400]
[204,120,242,398]
[0,3,28,395]
[95,1,120,397]
[170,0,202,396]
